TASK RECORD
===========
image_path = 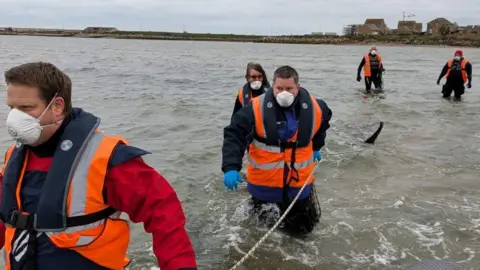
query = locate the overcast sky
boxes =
[0,0,478,35]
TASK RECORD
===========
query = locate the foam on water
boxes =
[129,121,475,270]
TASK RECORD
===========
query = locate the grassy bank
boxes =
[2,29,480,47]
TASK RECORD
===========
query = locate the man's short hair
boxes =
[273,65,299,84]
[5,62,72,115]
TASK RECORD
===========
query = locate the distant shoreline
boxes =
[1,29,480,48]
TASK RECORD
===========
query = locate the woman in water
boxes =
[231,62,270,117]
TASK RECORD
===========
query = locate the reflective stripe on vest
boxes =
[363,53,382,77]
[238,84,252,107]
[1,130,131,269]
[446,58,469,83]
[247,89,322,189]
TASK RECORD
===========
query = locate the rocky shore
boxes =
[259,35,480,47]
[1,29,479,47]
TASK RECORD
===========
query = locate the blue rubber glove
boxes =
[223,170,244,190]
[314,151,322,162]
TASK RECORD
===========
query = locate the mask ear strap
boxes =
[37,92,59,120]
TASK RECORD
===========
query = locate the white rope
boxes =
[229,160,320,270]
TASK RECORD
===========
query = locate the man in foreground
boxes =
[0,62,197,270]
[221,65,332,235]
[437,49,472,100]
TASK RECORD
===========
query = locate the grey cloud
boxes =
[0,0,478,34]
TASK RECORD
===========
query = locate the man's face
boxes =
[272,77,299,96]
[6,83,64,145]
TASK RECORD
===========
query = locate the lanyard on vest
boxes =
[281,141,300,205]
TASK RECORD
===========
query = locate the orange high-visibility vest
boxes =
[247,89,322,191]
[363,54,383,77]
[446,58,469,83]
[1,130,131,270]
[238,85,252,107]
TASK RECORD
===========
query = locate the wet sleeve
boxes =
[222,103,255,172]
[466,62,472,83]
[438,62,449,80]
[357,57,366,75]
[105,147,197,270]
[231,96,243,119]
[312,99,332,151]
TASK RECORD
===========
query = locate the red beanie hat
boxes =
[454,50,463,56]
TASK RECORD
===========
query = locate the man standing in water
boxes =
[357,45,384,92]
[0,62,197,270]
[221,65,332,235]
[437,50,472,100]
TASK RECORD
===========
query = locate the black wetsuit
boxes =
[358,54,384,91]
[438,59,472,99]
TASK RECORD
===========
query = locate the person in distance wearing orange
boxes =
[357,45,385,92]
[437,49,472,100]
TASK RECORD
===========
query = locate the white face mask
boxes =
[275,91,295,107]
[454,56,461,61]
[370,50,377,55]
[6,96,61,145]
[250,80,262,90]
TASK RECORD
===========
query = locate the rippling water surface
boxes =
[0,36,479,269]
